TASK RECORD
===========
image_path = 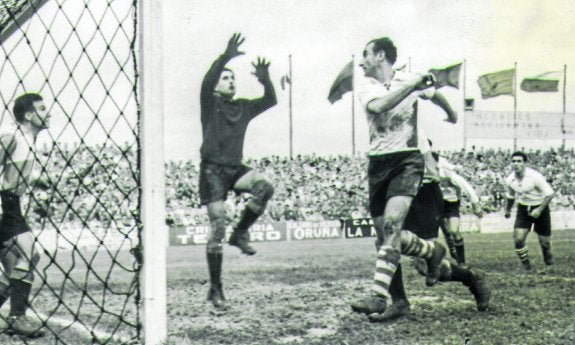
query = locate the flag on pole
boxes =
[477,68,515,99]
[520,71,561,92]
[328,61,353,104]
[280,74,291,90]
[429,62,462,89]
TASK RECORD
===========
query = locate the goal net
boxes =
[0,0,143,343]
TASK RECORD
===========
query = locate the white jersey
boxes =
[0,130,36,196]
[357,71,435,156]
[505,167,554,206]
[439,166,479,203]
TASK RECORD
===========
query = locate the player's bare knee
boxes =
[382,216,402,237]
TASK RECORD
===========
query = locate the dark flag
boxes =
[328,61,353,104]
[520,71,560,92]
[429,62,462,89]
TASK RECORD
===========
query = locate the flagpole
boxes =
[289,54,293,159]
[513,62,518,150]
[351,55,356,156]
[463,59,467,150]
[562,64,567,148]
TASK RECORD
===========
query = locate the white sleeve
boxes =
[418,86,436,100]
[356,77,389,112]
[449,172,480,203]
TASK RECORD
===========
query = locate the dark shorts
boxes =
[514,204,551,236]
[0,191,32,243]
[443,200,461,219]
[403,181,444,240]
[199,160,252,205]
[368,151,424,218]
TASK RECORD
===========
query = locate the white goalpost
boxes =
[138,1,168,344]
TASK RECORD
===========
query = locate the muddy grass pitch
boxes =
[166,231,575,345]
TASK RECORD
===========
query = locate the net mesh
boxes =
[0,0,141,344]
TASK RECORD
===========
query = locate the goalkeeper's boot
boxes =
[6,315,45,338]
[426,244,446,286]
[368,299,411,322]
[207,284,229,310]
[468,269,490,311]
[351,295,387,315]
[229,231,256,256]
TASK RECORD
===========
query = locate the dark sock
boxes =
[206,253,223,287]
[449,264,475,286]
[388,264,408,302]
[446,236,457,259]
[454,238,465,263]
[235,208,260,233]
[9,279,31,316]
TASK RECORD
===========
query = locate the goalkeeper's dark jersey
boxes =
[200,54,276,166]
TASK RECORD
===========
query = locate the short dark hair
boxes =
[13,93,43,124]
[368,37,397,64]
[511,151,528,162]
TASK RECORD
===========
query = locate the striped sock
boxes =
[371,245,400,300]
[515,245,530,264]
[401,230,435,260]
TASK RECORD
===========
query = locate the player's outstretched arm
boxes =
[430,91,457,123]
[249,57,277,115]
[366,74,433,114]
[200,33,246,109]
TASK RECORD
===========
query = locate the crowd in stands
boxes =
[24,144,575,228]
[164,147,575,227]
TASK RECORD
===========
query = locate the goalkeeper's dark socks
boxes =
[235,208,259,233]
[9,279,31,317]
[206,253,223,286]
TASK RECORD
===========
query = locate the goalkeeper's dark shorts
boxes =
[198,160,252,205]
[0,191,32,244]
[403,181,444,240]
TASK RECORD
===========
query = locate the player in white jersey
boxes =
[350,36,459,318]
[504,151,555,271]
[0,93,50,337]
[437,154,482,266]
